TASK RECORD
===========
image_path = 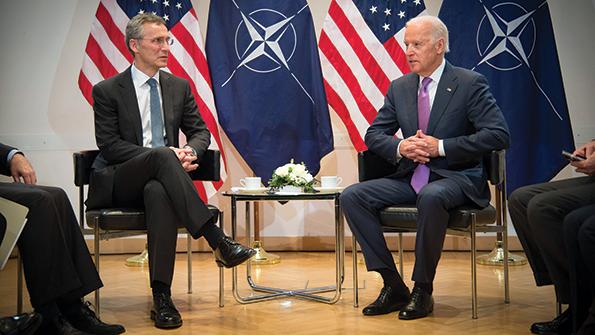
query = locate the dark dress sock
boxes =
[414,281,433,295]
[36,301,61,327]
[151,280,172,296]
[378,268,406,290]
[198,222,226,249]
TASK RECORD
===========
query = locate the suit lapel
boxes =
[159,71,175,146]
[427,62,458,134]
[118,68,143,145]
[404,74,420,137]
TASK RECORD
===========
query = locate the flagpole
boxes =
[477,168,526,266]
[250,201,281,265]
[125,243,149,267]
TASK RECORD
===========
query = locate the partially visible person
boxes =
[340,15,510,320]
[563,141,595,335]
[0,142,125,335]
[0,312,42,335]
[510,140,595,334]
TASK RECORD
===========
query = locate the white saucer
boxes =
[231,187,269,194]
[274,191,303,195]
[314,186,344,193]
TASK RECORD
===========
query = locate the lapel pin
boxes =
[446,87,452,92]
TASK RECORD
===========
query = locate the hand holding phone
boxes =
[562,150,586,162]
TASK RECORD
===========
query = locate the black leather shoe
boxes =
[214,236,256,268]
[0,312,42,335]
[150,293,182,329]
[398,287,434,320]
[362,286,410,316]
[41,316,92,335]
[530,308,571,334]
[63,301,125,335]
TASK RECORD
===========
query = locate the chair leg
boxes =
[17,251,23,314]
[398,233,404,276]
[218,211,224,308]
[94,220,101,317]
[187,234,192,294]
[352,235,358,308]
[471,213,478,319]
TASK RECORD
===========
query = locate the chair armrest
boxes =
[485,150,505,186]
[188,149,221,182]
[358,150,398,182]
[73,150,100,187]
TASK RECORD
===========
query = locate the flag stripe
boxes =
[319,0,425,151]
[320,31,377,124]
[321,13,385,110]
[78,71,94,105]
[328,1,390,94]
[95,2,133,63]
[320,50,371,146]
[85,36,118,79]
[383,36,410,76]
[324,80,367,151]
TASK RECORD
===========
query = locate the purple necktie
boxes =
[410,77,432,193]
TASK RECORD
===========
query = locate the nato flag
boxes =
[206,0,333,182]
[439,0,574,194]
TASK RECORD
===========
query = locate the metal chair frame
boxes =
[73,149,224,316]
[351,150,510,319]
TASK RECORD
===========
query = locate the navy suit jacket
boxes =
[365,62,510,207]
[0,143,17,176]
[89,67,210,207]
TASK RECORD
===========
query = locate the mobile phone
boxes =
[562,150,586,162]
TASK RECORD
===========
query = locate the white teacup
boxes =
[240,177,262,189]
[320,176,343,188]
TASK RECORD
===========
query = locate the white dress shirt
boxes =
[131,64,165,148]
[396,58,447,159]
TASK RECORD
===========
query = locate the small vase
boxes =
[278,185,302,194]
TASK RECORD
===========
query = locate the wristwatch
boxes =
[184,145,197,157]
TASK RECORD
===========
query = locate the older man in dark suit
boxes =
[89,13,254,329]
[340,15,510,320]
[0,142,125,334]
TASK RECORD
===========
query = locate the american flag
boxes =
[319,0,426,151]
[78,0,226,201]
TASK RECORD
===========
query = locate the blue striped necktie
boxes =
[147,78,165,147]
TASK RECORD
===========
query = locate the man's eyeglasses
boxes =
[138,36,174,46]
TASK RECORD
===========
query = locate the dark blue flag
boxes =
[206,0,334,181]
[438,0,574,194]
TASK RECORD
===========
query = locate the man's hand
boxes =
[10,153,37,184]
[399,130,439,163]
[414,130,440,158]
[169,147,198,172]
[573,140,595,159]
[571,140,595,176]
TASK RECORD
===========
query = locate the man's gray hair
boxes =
[406,15,450,53]
[125,13,167,55]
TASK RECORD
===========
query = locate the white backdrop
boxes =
[0,0,593,239]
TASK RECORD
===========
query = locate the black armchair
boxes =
[73,149,224,315]
[352,150,510,319]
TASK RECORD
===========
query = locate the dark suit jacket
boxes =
[365,62,510,207]
[0,143,18,176]
[89,67,211,207]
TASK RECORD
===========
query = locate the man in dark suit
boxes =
[509,140,595,334]
[89,13,255,329]
[564,204,595,335]
[0,142,125,335]
[341,15,510,320]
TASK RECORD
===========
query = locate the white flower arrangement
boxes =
[268,160,316,193]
